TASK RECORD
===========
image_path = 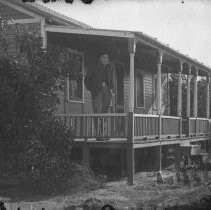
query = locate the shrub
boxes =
[0,19,80,193]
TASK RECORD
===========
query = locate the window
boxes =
[66,49,84,102]
[136,71,145,108]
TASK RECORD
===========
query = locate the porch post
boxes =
[206,75,210,119]
[186,65,191,137]
[177,60,183,117]
[127,38,136,186]
[193,68,198,118]
[127,146,135,185]
[186,65,191,117]
[82,146,90,167]
[156,50,163,173]
[128,38,136,112]
[157,50,163,115]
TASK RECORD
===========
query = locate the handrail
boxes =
[56,113,128,117]
[161,115,180,120]
[134,114,159,118]
[57,113,210,142]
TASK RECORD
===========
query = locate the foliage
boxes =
[0,18,81,193]
[169,73,207,118]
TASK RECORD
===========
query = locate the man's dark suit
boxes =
[85,62,114,139]
[85,63,113,97]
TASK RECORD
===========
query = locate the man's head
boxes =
[100,54,109,65]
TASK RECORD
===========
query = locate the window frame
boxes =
[66,48,84,103]
[135,69,145,108]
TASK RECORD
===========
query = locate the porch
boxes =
[44,26,211,185]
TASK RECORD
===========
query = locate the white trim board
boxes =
[45,25,135,38]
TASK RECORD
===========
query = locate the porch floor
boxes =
[73,135,211,148]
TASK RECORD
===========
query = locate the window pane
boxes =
[68,53,82,74]
[66,51,83,101]
[69,76,82,100]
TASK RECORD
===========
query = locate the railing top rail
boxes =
[134,114,159,118]
[161,115,180,120]
[56,113,128,117]
[134,114,180,120]
[197,117,209,121]
[190,117,209,121]
[190,117,197,120]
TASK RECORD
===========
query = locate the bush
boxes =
[19,117,74,193]
[0,20,80,193]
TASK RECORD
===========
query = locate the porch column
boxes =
[157,50,163,115]
[206,75,210,119]
[193,68,198,118]
[128,38,136,112]
[82,146,90,167]
[186,65,191,117]
[127,146,135,185]
[186,65,191,137]
[177,60,183,117]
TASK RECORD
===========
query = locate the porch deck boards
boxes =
[73,135,211,148]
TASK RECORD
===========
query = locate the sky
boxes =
[37,0,211,68]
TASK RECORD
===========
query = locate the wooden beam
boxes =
[193,68,198,118]
[45,25,134,38]
[82,146,90,167]
[7,18,40,24]
[206,76,210,118]
[128,38,136,112]
[156,50,163,115]
[186,65,191,117]
[177,60,183,117]
[127,146,135,185]
[40,17,47,48]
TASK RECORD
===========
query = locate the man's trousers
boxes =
[91,86,112,138]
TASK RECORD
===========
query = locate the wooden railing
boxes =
[134,114,159,139]
[190,117,197,136]
[197,118,208,136]
[134,114,181,140]
[57,113,211,142]
[189,117,209,137]
[161,116,181,137]
[58,113,128,139]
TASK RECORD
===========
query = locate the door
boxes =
[114,61,125,113]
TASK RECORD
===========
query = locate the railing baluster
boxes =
[102,116,105,137]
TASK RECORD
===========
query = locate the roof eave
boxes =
[135,32,211,74]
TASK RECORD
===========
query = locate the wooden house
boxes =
[1,0,211,185]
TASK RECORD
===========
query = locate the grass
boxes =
[1,169,211,209]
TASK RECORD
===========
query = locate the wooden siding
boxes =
[124,70,169,115]
[0,3,33,20]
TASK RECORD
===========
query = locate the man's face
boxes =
[100,54,109,65]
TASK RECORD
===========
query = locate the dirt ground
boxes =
[1,170,211,209]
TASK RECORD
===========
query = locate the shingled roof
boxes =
[2,0,91,28]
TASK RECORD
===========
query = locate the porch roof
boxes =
[45,25,211,75]
[2,0,91,28]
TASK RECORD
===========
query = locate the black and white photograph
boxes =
[0,0,211,209]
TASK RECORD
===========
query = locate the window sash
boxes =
[66,49,84,102]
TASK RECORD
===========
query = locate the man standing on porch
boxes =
[84,54,114,141]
